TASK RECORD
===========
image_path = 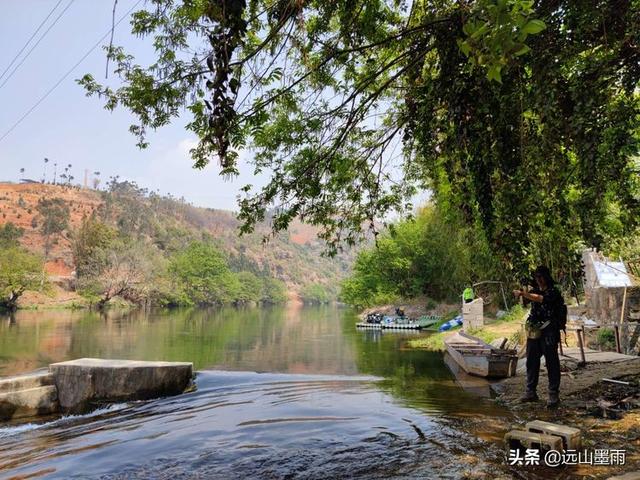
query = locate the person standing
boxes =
[513,266,564,408]
[463,286,474,303]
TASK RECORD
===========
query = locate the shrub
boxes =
[0,246,44,310]
[300,283,332,304]
[596,327,616,350]
[340,205,500,307]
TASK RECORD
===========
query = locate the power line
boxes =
[0,0,76,91]
[0,0,65,83]
[0,0,144,145]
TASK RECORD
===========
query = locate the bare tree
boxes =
[35,197,70,285]
[77,241,160,309]
[92,171,101,190]
[42,158,49,183]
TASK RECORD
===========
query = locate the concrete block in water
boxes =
[607,473,640,480]
[49,358,193,411]
[505,429,563,453]
[0,371,55,393]
[0,385,59,420]
[526,420,581,450]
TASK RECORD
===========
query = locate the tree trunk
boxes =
[2,291,22,311]
[41,237,50,288]
[97,296,110,310]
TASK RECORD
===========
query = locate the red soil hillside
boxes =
[0,183,102,276]
[0,182,354,289]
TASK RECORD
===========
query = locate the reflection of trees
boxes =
[222,305,358,375]
[348,323,505,418]
[0,306,361,376]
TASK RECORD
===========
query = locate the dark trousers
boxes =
[526,329,561,394]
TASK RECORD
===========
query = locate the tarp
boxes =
[593,261,633,287]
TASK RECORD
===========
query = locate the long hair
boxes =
[534,265,555,288]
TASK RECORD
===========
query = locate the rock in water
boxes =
[49,358,193,412]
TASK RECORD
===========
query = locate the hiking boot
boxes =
[547,392,560,408]
[518,391,539,403]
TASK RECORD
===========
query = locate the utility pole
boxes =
[84,169,89,189]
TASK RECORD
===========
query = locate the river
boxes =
[0,305,515,479]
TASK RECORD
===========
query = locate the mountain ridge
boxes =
[0,182,353,296]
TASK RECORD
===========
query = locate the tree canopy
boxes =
[36,197,70,258]
[341,205,500,306]
[82,0,640,280]
[0,247,43,310]
[0,222,25,248]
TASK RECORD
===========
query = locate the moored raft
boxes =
[356,314,441,331]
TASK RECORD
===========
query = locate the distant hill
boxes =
[0,182,354,297]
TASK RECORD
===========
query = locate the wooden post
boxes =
[576,327,586,366]
[619,286,628,354]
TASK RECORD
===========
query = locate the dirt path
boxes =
[495,357,640,404]
[491,357,640,479]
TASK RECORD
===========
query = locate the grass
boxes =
[408,304,527,351]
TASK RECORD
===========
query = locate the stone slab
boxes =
[607,473,640,480]
[0,371,54,394]
[49,358,193,411]
[526,420,581,450]
[463,298,484,330]
[0,385,59,420]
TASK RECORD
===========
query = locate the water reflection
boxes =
[0,305,506,418]
[0,371,508,479]
[0,306,515,478]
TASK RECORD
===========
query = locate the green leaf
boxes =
[457,39,472,57]
[521,19,546,35]
[487,65,502,83]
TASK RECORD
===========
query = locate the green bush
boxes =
[261,277,288,304]
[300,283,332,304]
[169,242,240,305]
[340,205,500,307]
[235,271,263,304]
[597,327,616,350]
[0,246,44,309]
[0,222,24,247]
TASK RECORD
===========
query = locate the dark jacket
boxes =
[528,286,563,331]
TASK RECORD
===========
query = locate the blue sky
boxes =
[0,0,263,210]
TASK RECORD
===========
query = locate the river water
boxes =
[0,305,515,479]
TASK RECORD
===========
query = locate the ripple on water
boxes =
[0,371,506,479]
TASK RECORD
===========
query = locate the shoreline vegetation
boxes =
[360,297,640,476]
[409,304,527,351]
[0,182,341,312]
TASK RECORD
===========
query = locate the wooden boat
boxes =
[442,352,493,398]
[444,331,518,378]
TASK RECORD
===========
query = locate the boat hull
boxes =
[444,332,517,378]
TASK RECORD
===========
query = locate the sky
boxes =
[0,0,265,210]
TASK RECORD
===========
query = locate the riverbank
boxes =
[359,297,459,321]
[11,282,299,311]
[394,299,640,477]
[494,359,640,478]
[407,304,527,351]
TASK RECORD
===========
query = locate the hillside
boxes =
[0,182,354,298]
